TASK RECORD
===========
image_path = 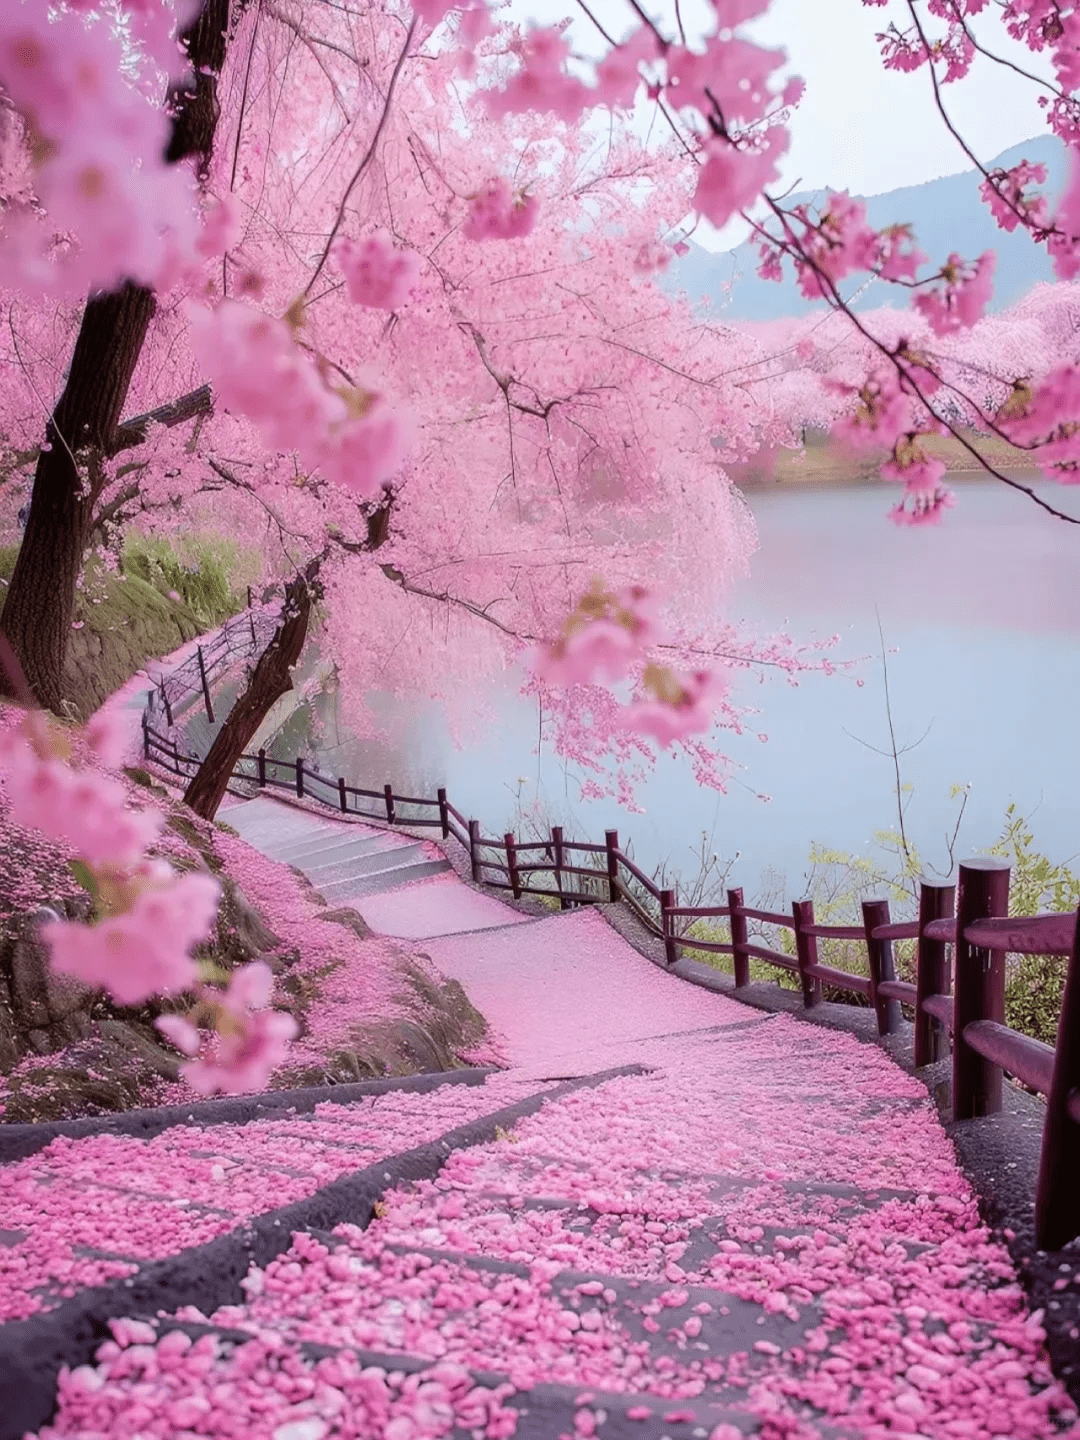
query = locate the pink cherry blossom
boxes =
[619,669,722,748]
[483,26,592,124]
[693,133,787,231]
[43,869,220,1006]
[183,1005,299,1096]
[913,250,996,334]
[189,299,411,498]
[155,1012,201,1056]
[336,231,421,309]
[463,178,539,241]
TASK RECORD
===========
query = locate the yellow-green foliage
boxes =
[0,534,251,719]
[985,807,1080,1046]
[120,533,255,629]
[681,808,1077,1046]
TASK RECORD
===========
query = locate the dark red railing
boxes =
[141,627,1080,1250]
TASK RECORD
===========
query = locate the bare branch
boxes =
[107,384,214,456]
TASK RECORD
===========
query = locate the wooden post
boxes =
[295,756,305,798]
[727,887,749,988]
[661,888,678,966]
[384,784,396,824]
[552,825,568,909]
[915,879,956,1067]
[1035,909,1080,1250]
[141,713,150,759]
[338,777,348,813]
[605,829,620,904]
[468,819,481,882]
[953,858,1010,1120]
[437,787,450,839]
[249,606,257,645]
[196,644,215,723]
[505,832,522,899]
[257,747,266,786]
[862,898,902,1036]
[161,680,173,728]
[792,899,823,1009]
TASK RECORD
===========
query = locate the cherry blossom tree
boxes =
[2,0,1079,1083]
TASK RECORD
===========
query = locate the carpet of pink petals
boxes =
[29,1010,1080,1439]
[0,1073,543,1323]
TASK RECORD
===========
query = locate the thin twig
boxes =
[304,18,416,295]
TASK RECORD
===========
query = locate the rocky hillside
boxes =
[0,749,497,1124]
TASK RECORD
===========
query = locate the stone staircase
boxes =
[221,793,452,903]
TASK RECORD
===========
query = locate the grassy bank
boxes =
[0,533,254,721]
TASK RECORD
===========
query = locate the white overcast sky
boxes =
[511,0,1054,246]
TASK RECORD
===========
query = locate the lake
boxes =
[281,475,1080,905]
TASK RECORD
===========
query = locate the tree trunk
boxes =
[0,0,233,713]
[183,575,313,822]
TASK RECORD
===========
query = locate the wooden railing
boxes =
[141,631,1080,1250]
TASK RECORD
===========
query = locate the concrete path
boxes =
[6,793,1077,1440]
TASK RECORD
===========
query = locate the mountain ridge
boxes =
[670,135,1068,321]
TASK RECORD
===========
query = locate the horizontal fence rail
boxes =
[140,615,1080,1251]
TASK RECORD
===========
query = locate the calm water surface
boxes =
[295,477,1080,899]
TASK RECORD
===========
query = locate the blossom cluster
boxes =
[0,700,295,1094]
[480,6,795,232]
[0,1,200,297]
[189,299,411,500]
[535,580,722,747]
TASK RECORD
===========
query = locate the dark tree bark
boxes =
[183,573,313,822]
[0,0,233,713]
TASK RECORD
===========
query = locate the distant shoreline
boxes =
[726,431,1040,490]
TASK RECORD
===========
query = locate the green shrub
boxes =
[120,533,254,629]
[983,806,1080,1046]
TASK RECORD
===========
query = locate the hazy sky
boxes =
[513,0,1054,245]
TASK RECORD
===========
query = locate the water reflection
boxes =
[281,476,1080,898]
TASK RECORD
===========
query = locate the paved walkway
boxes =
[6,795,1078,1440]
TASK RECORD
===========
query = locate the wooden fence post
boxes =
[161,681,173,728]
[468,819,481,883]
[1035,909,1080,1250]
[338,777,348,813]
[862,898,901,1036]
[296,757,305,798]
[141,714,150,759]
[953,858,1011,1120]
[915,878,956,1067]
[384,784,396,824]
[196,644,215,723]
[437,788,450,839]
[792,899,823,1009]
[257,748,267,786]
[552,826,568,909]
[505,832,522,899]
[605,830,620,904]
[727,887,749,988]
[661,888,677,967]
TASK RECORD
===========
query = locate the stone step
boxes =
[316,857,451,900]
[148,1318,761,1440]
[225,810,346,846]
[295,840,427,879]
[267,832,397,867]
[220,798,334,837]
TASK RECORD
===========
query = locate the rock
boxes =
[0,912,97,1063]
[320,908,373,941]
[0,1041,148,1122]
[97,1019,182,1080]
[200,876,283,969]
